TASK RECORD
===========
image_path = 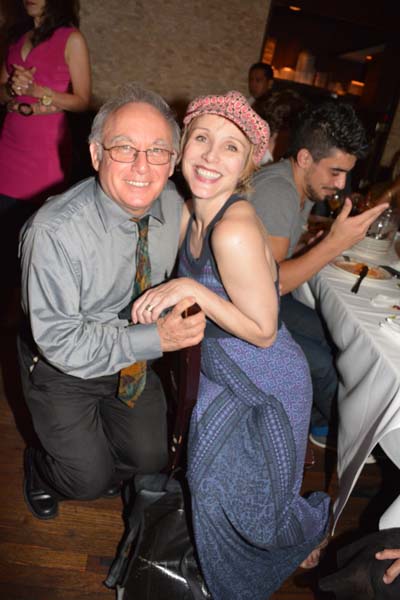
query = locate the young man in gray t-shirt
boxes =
[250,102,388,448]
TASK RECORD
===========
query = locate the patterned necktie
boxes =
[118,216,151,408]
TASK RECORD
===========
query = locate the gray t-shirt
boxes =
[250,159,313,258]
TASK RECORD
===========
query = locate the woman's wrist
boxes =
[39,86,54,107]
[30,84,54,106]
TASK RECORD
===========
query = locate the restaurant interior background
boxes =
[0,0,270,180]
[1,0,400,190]
[263,0,400,190]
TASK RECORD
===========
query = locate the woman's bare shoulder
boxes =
[65,29,88,53]
[213,200,261,248]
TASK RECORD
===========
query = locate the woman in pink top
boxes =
[0,0,91,205]
[0,0,91,312]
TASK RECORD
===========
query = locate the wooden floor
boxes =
[0,322,398,600]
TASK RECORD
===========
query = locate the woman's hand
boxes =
[132,278,201,324]
[376,549,400,584]
[10,64,36,95]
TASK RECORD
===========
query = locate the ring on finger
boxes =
[145,303,154,312]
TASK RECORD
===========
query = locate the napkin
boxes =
[379,315,400,341]
[370,294,400,309]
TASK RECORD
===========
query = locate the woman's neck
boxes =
[192,193,232,233]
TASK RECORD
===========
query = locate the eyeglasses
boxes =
[101,144,174,165]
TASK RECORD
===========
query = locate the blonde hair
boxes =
[179,118,257,196]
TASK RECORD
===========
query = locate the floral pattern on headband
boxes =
[183,91,270,165]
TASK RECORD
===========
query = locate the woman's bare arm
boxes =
[133,202,279,348]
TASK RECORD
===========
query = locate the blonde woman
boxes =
[133,91,330,600]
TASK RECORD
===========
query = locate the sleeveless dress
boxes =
[0,27,75,203]
[179,195,330,600]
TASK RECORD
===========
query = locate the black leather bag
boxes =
[319,528,400,600]
[104,473,210,599]
[105,311,210,599]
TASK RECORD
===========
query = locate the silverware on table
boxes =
[351,265,369,294]
[379,265,400,279]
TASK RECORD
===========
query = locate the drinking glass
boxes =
[367,207,399,241]
[327,191,345,217]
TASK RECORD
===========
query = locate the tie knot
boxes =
[131,215,149,238]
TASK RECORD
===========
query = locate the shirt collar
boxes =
[94,179,166,232]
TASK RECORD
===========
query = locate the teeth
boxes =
[126,181,149,187]
[196,167,220,180]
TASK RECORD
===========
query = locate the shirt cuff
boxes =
[129,322,162,361]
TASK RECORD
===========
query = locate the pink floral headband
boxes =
[183,90,270,165]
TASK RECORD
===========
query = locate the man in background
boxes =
[248,62,274,105]
[250,101,388,448]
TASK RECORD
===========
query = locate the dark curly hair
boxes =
[8,0,80,47]
[287,101,368,161]
[253,89,307,137]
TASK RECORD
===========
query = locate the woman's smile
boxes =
[182,114,250,204]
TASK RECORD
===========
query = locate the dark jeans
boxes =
[280,293,338,430]
[18,334,168,501]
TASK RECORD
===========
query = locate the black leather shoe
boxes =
[23,448,58,520]
[102,483,121,498]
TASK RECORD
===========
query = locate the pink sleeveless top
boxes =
[0,27,75,202]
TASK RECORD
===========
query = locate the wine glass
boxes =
[367,207,399,241]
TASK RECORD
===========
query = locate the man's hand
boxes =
[327,198,389,252]
[376,549,400,584]
[157,297,205,352]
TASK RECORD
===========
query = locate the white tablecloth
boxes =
[294,259,400,532]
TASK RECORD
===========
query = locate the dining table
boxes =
[293,242,400,532]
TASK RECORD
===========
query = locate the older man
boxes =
[250,101,388,449]
[18,84,205,520]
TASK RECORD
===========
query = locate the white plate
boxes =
[352,237,393,257]
[331,258,392,281]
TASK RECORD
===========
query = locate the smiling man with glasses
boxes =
[18,83,205,520]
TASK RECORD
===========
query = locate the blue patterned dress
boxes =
[179,195,330,600]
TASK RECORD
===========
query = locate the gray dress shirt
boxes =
[19,177,183,378]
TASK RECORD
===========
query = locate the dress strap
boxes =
[182,194,246,268]
[204,194,244,236]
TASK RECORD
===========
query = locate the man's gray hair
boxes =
[88,83,181,153]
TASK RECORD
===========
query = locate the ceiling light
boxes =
[289,5,301,11]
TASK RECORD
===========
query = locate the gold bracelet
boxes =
[40,87,53,107]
